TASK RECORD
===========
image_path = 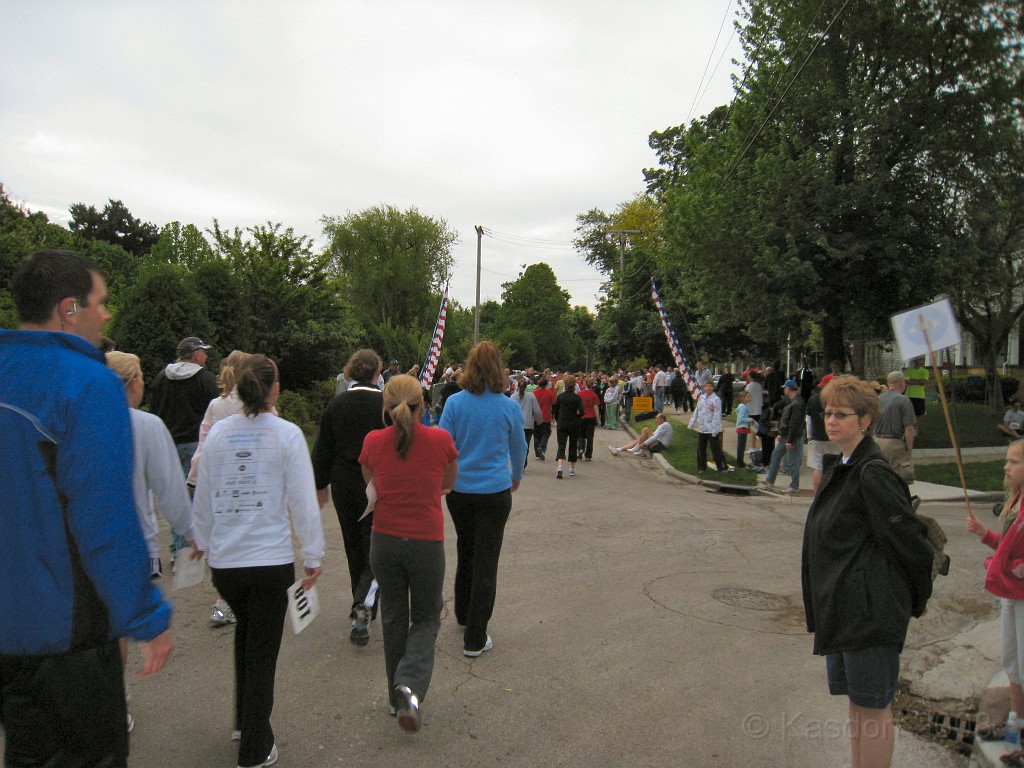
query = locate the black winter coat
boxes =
[801,436,933,655]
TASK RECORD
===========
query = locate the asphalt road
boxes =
[8,424,987,767]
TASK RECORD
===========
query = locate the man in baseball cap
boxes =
[149,336,220,571]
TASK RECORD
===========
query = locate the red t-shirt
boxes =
[534,387,557,423]
[359,423,458,541]
[579,388,600,419]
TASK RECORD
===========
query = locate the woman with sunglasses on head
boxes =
[193,355,324,768]
[800,375,933,768]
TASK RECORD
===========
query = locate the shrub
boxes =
[941,375,1019,403]
[276,389,316,436]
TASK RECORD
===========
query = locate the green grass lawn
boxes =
[626,414,759,486]
[909,402,1005,449]
[914,460,1007,492]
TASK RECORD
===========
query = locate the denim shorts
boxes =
[825,645,900,709]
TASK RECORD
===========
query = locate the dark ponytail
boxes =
[237,354,277,416]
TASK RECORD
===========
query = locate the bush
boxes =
[941,375,1019,403]
[275,379,337,438]
[276,389,317,437]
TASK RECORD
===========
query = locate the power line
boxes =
[480,227,573,246]
[686,0,738,125]
[722,0,853,186]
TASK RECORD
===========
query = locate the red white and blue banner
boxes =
[419,282,449,388]
[650,279,700,400]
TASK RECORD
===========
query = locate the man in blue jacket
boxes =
[0,250,175,767]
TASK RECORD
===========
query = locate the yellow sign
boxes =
[632,396,653,413]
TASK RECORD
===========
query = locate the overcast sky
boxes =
[1,1,743,311]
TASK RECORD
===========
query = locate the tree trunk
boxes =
[822,313,847,375]
[982,345,1005,415]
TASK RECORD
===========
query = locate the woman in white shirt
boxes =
[186,349,253,627]
[193,355,325,768]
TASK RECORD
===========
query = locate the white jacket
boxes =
[129,409,194,559]
[193,412,324,570]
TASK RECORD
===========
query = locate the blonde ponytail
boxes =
[383,374,425,459]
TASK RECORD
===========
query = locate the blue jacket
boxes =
[439,388,527,494]
[0,330,172,655]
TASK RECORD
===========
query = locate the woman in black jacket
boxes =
[553,374,584,480]
[311,349,386,646]
[801,376,933,768]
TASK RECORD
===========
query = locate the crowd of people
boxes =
[3,248,1019,768]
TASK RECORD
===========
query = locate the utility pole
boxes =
[604,228,641,302]
[474,225,483,345]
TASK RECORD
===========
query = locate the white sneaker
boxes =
[608,446,621,455]
[126,713,135,733]
[463,634,493,657]
[210,599,237,627]
[237,743,278,768]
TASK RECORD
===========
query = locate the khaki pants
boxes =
[876,437,915,484]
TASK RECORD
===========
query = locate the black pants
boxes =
[446,489,512,652]
[523,428,533,469]
[332,478,375,615]
[556,424,581,462]
[212,563,294,768]
[697,432,728,472]
[0,640,128,767]
[534,422,552,458]
[736,430,748,468]
[577,418,597,459]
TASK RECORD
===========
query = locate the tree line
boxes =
[0,191,601,402]
[573,0,1023,406]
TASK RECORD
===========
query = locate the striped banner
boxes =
[419,282,449,388]
[650,279,700,400]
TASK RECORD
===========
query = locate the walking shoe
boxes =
[569,468,576,477]
[149,558,162,580]
[232,729,241,741]
[127,713,135,733]
[237,743,278,768]
[556,467,563,479]
[781,487,797,495]
[463,634,493,657]
[210,599,236,627]
[395,685,422,733]
[350,604,370,646]
[756,480,772,491]
[608,446,621,455]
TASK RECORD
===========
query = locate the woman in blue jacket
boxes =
[439,342,527,657]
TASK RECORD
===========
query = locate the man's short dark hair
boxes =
[11,250,102,324]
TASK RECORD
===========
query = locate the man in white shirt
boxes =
[608,413,673,457]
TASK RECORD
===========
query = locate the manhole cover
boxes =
[712,587,789,611]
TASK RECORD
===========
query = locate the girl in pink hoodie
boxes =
[968,438,1024,755]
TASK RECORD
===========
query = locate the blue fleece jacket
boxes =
[0,330,172,655]
[439,388,527,494]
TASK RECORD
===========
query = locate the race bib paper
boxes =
[287,580,320,635]
[173,548,206,591]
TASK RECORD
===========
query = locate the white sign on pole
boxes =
[890,297,961,363]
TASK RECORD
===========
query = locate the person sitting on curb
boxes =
[608,413,673,458]
[1000,400,1024,439]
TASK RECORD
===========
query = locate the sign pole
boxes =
[919,312,977,521]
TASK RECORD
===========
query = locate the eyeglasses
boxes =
[824,411,857,420]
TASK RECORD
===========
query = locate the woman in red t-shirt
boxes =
[360,375,458,734]
[577,376,601,461]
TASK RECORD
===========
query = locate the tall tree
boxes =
[151,221,215,268]
[655,0,1020,367]
[211,221,362,390]
[495,263,571,368]
[321,205,457,364]
[68,198,159,257]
